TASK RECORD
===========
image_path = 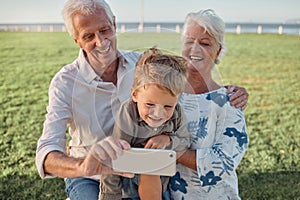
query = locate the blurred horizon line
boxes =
[0,19,300,25]
[1,22,299,36]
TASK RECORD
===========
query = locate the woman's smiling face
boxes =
[182,21,221,77]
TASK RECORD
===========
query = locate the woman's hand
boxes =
[226,85,249,110]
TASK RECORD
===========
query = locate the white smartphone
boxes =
[112,148,176,176]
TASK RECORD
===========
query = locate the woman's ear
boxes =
[113,16,117,31]
[214,45,222,64]
[216,45,222,57]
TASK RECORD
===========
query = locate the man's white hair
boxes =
[62,0,115,38]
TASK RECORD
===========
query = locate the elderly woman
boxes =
[169,9,249,199]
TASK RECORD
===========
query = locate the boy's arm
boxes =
[167,105,191,151]
[176,149,197,171]
[143,134,171,149]
[112,102,135,144]
[100,103,134,199]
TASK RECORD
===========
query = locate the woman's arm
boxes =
[177,103,248,187]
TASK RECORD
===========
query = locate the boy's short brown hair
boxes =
[132,47,188,96]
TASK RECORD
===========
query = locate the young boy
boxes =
[100,47,191,200]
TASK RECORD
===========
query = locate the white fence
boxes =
[1,23,299,36]
[0,24,66,32]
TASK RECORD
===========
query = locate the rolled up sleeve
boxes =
[35,74,72,178]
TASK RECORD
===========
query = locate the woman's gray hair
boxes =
[62,0,115,38]
[182,9,226,64]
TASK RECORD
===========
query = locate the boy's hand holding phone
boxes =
[143,134,171,149]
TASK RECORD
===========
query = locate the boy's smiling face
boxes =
[132,84,178,128]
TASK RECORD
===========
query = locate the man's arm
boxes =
[44,151,85,178]
[44,137,132,178]
[226,85,249,110]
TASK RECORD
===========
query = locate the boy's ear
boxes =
[131,89,137,102]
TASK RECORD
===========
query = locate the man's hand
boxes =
[226,85,249,110]
[79,136,133,177]
[144,134,171,149]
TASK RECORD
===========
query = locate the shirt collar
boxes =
[77,49,127,84]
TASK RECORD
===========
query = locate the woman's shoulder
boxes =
[205,87,229,108]
[181,87,227,104]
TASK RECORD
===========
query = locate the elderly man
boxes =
[36,0,139,199]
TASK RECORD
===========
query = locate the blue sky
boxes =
[0,0,299,23]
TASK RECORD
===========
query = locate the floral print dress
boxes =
[170,87,248,200]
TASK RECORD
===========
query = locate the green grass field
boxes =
[0,31,299,199]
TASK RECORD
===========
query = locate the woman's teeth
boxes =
[189,56,203,61]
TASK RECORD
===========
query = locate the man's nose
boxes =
[95,32,105,46]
